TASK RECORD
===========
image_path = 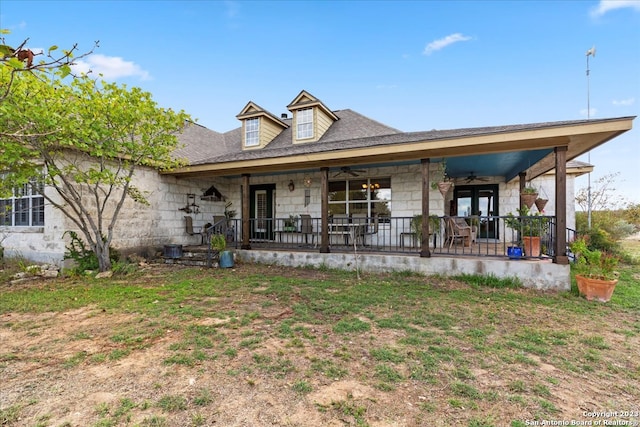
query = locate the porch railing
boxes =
[223,215,574,260]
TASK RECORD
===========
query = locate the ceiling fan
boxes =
[333,166,366,177]
[462,172,489,183]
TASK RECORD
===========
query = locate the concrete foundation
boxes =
[236,249,571,291]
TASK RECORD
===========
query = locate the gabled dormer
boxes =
[236,102,289,150]
[287,90,339,144]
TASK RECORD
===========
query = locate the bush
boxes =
[580,228,620,254]
[63,231,119,273]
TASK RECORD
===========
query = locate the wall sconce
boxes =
[288,180,295,192]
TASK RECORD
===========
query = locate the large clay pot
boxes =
[575,274,618,302]
[522,236,541,257]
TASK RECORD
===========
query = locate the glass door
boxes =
[454,185,499,239]
[250,184,275,240]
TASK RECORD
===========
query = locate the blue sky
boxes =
[2,0,639,204]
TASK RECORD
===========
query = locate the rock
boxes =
[95,271,113,279]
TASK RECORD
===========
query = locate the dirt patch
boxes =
[1,263,639,426]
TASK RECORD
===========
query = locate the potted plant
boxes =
[569,237,619,302]
[211,233,234,268]
[410,214,440,246]
[520,186,539,209]
[431,160,453,198]
[505,206,550,257]
[284,214,298,232]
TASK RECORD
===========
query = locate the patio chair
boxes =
[351,213,379,246]
[329,214,352,245]
[184,216,204,244]
[299,214,315,245]
[445,217,473,248]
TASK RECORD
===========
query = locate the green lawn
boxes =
[0,253,638,427]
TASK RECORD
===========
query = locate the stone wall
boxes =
[0,162,577,266]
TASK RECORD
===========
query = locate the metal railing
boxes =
[219,215,573,260]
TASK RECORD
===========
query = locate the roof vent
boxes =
[281,113,288,119]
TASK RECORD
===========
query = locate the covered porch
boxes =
[166,116,634,289]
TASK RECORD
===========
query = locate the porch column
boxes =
[554,146,568,265]
[518,172,527,208]
[241,173,251,250]
[420,158,431,257]
[319,167,330,253]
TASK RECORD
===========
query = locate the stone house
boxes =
[0,90,634,289]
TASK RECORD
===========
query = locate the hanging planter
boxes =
[431,160,453,198]
[521,186,538,209]
[534,197,548,212]
[437,181,454,198]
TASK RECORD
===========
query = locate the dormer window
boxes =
[297,108,313,140]
[245,117,260,147]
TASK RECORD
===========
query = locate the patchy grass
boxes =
[0,260,638,426]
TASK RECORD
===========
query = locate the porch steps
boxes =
[163,245,217,267]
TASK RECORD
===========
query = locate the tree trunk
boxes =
[95,240,112,272]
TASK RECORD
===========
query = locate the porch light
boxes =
[288,180,295,192]
[362,183,381,190]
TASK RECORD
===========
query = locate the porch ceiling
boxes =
[165,116,633,182]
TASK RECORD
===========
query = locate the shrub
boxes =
[63,231,119,273]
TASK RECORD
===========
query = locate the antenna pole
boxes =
[586,47,595,230]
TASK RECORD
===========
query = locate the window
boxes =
[0,177,45,227]
[328,178,391,219]
[245,118,259,147]
[296,108,313,139]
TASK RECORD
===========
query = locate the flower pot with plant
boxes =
[211,233,234,268]
[410,214,440,247]
[570,237,619,302]
[520,186,538,209]
[431,160,453,198]
[284,214,298,232]
[505,206,550,257]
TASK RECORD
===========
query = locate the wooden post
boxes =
[554,146,568,265]
[420,158,431,257]
[518,172,526,209]
[241,174,251,250]
[320,167,330,253]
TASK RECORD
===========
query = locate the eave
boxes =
[163,116,634,179]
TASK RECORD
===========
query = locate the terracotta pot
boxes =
[575,274,618,302]
[522,236,541,257]
[438,181,453,198]
[521,193,538,209]
[534,198,548,212]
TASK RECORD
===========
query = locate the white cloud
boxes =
[590,0,640,17]
[612,97,635,106]
[72,54,150,81]
[423,33,472,55]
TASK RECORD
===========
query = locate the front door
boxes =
[250,184,275,240]
[454,184,499,239]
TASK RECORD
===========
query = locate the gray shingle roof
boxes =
[174,111,631,167]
